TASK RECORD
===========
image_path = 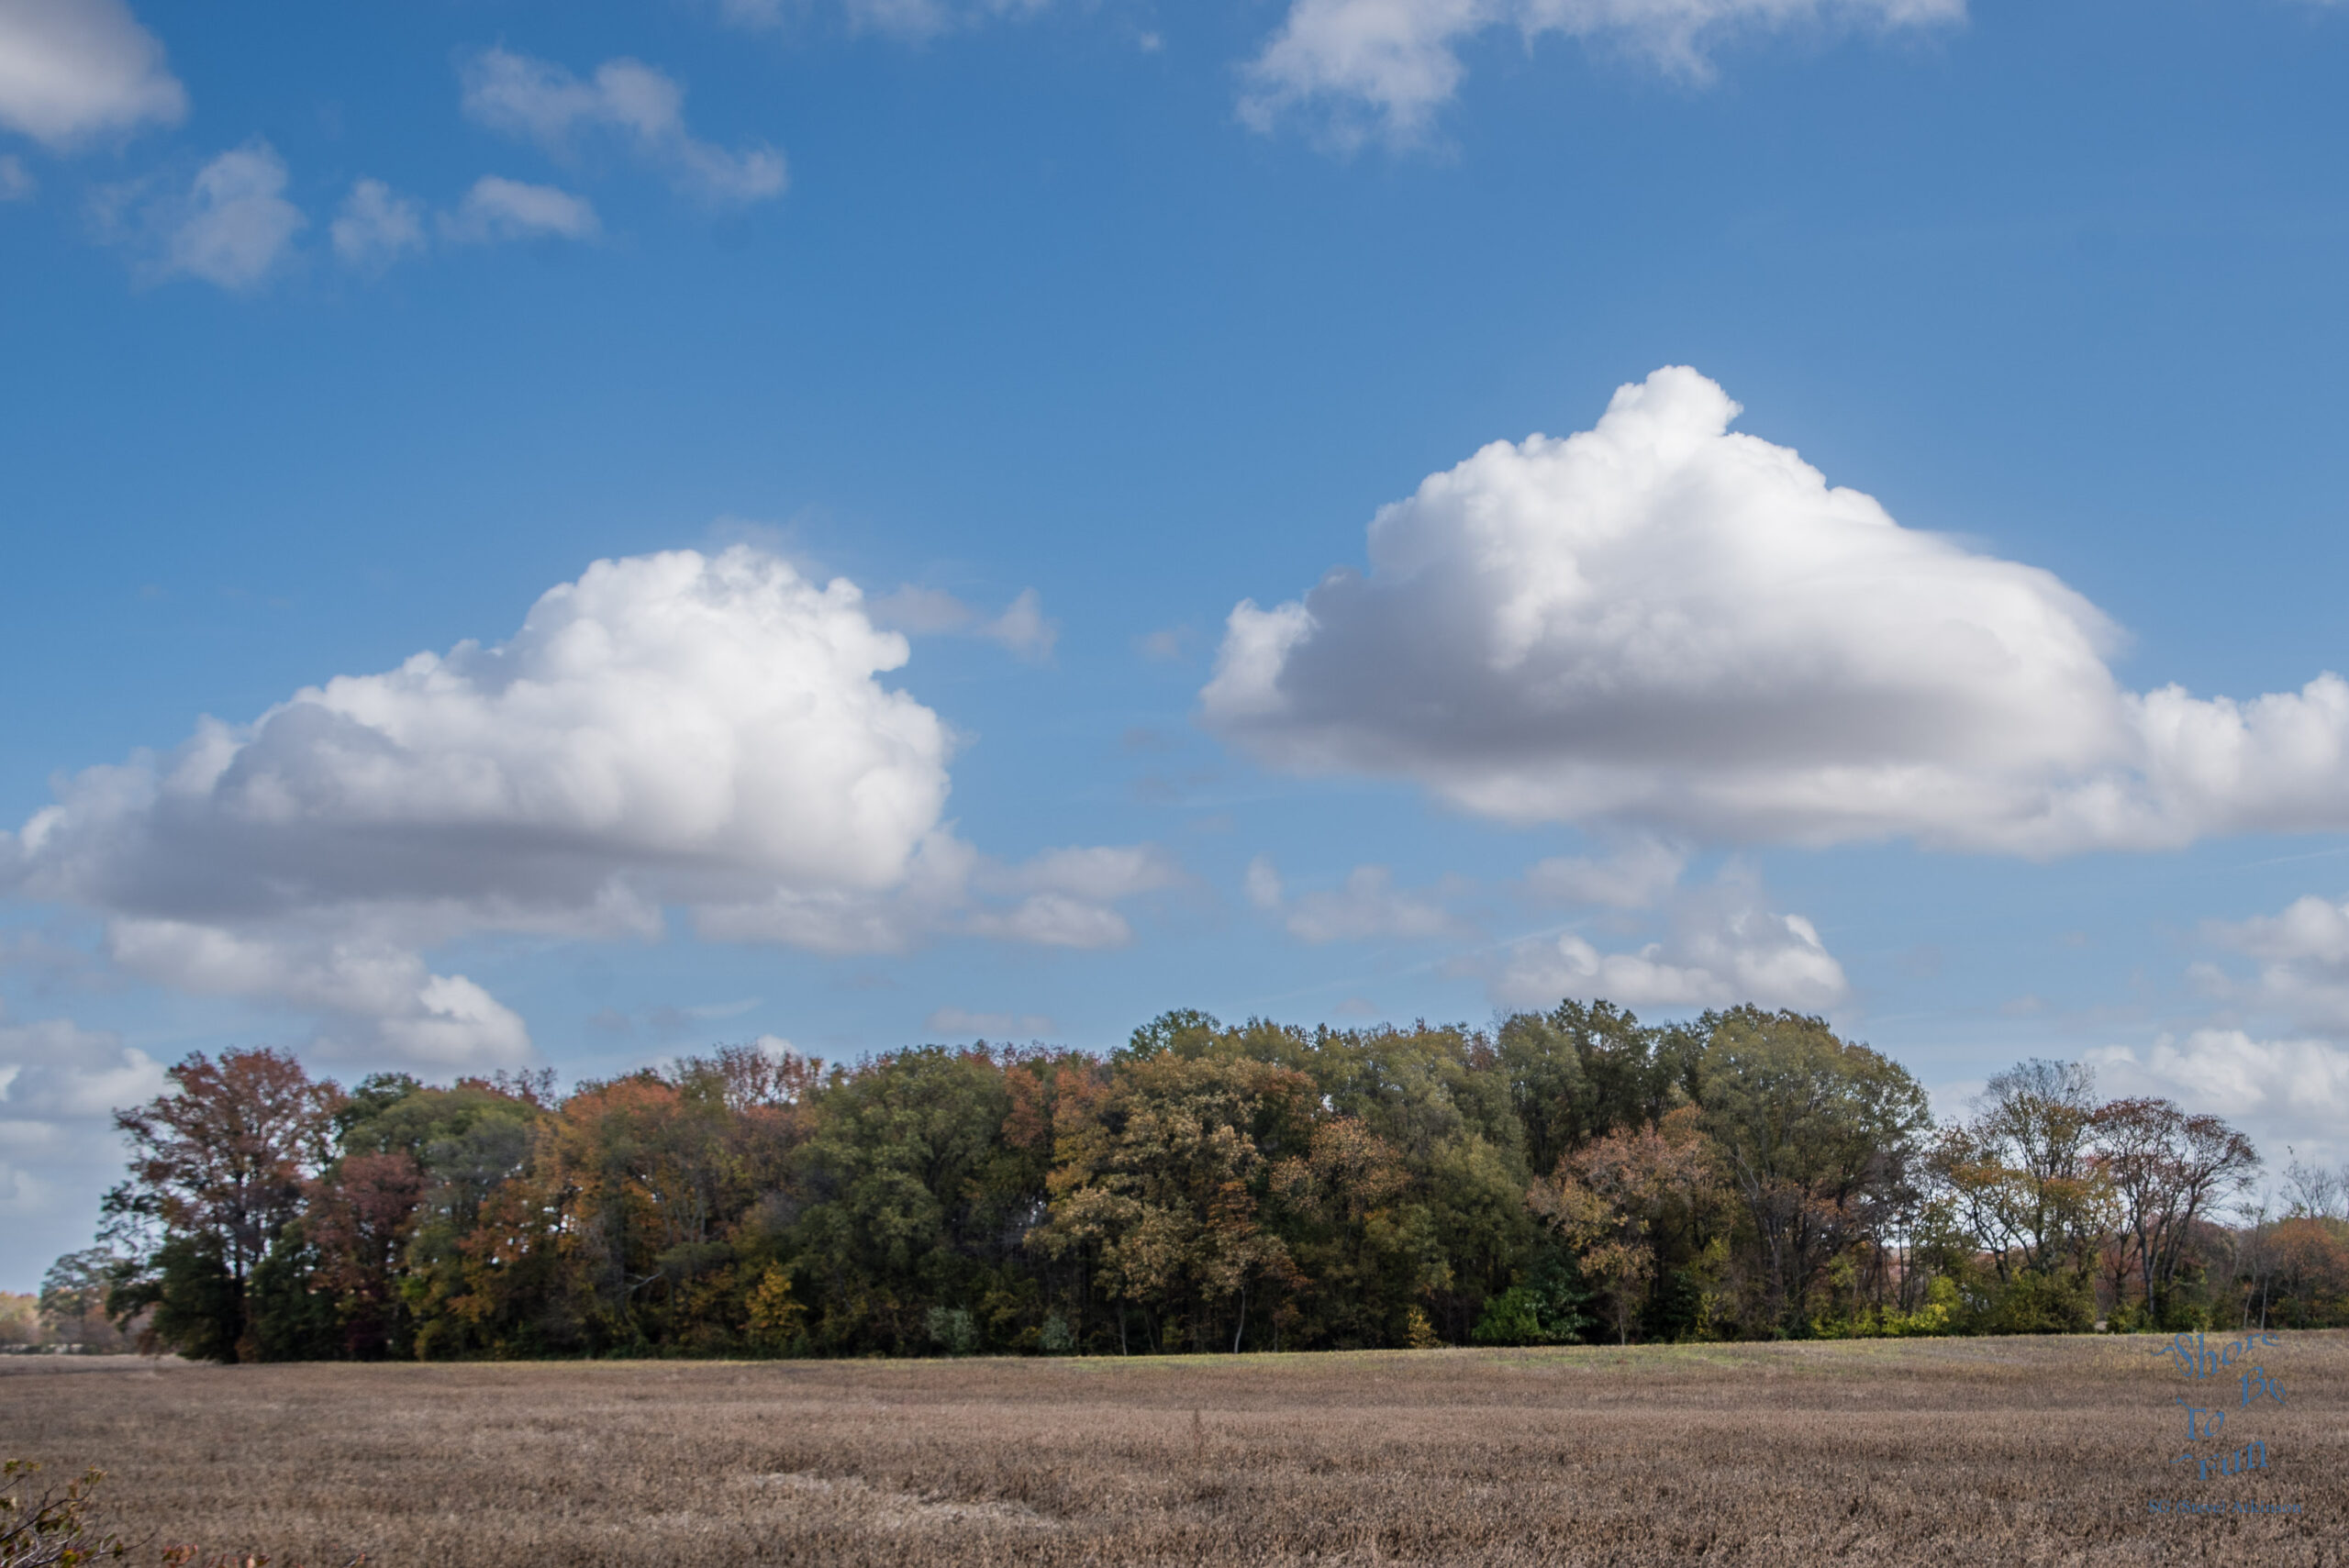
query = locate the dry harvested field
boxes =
[5,1333,2343,1566]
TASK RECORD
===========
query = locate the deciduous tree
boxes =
[1698,1008,1932,1335]
[105,1048,342,1362]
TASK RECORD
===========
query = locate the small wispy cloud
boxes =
[330,178,427,269]
[440,175,600,245]
[461,48,786,205]
[96,140,306,291]
[1246,856,1469,945]
[925,1006,1057,1039]
[870,585,1060,662]
[1240,0,1965,150]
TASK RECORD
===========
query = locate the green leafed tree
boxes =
[1695,1007,1932,1336]
[1033,1051,1315,1353]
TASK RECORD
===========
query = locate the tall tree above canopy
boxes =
[1932,1059,2113,1291]
[105,1047,343,1362]
[1696,1007,1932,1335]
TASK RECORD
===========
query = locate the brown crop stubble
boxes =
[3,1332,2342,1566]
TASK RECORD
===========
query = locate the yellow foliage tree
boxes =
[746,1265,806,1352]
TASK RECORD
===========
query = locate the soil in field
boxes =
[4,1332,2341,1565]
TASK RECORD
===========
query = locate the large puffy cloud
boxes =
[1205,367,2349,856]
[461,49,785,205]
[0,0,185,150]
[1485,863,1847,1011]
[3,547,1169,1063]
[13,548,952,917]
[1241,0,1962,145]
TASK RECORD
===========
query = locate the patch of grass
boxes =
[3,1333,2342,1564]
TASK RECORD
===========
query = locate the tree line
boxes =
[45,1001,2349,1362]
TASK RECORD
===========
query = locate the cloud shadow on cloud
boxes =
[1204,366,2349,858]
[0,546,1173,1068]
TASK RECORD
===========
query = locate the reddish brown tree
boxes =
[1530,1105,1720,1344]
[107,1047,343,1360]
[306,1151,428,1357]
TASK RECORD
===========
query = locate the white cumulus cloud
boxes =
[0,1013,164,1121]
[1204,366,2349,857]
[461,48,786,205]
[2086,1029,2349,1168]
[2196,892,2349,1035]
[0,0,184,150]
[1486,863,1847,1012]
[1241,0,1964,145]
[0,1007,165,1271]
[6,547,954,914]
[441,175,600,244]
[106,920,532,1066]
[2,546,1166,1063]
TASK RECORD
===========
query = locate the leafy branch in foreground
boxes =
[2,1462,364,1568]
[1,1460,127,1568]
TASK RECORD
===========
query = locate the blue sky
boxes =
[5,0,2349,1288]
